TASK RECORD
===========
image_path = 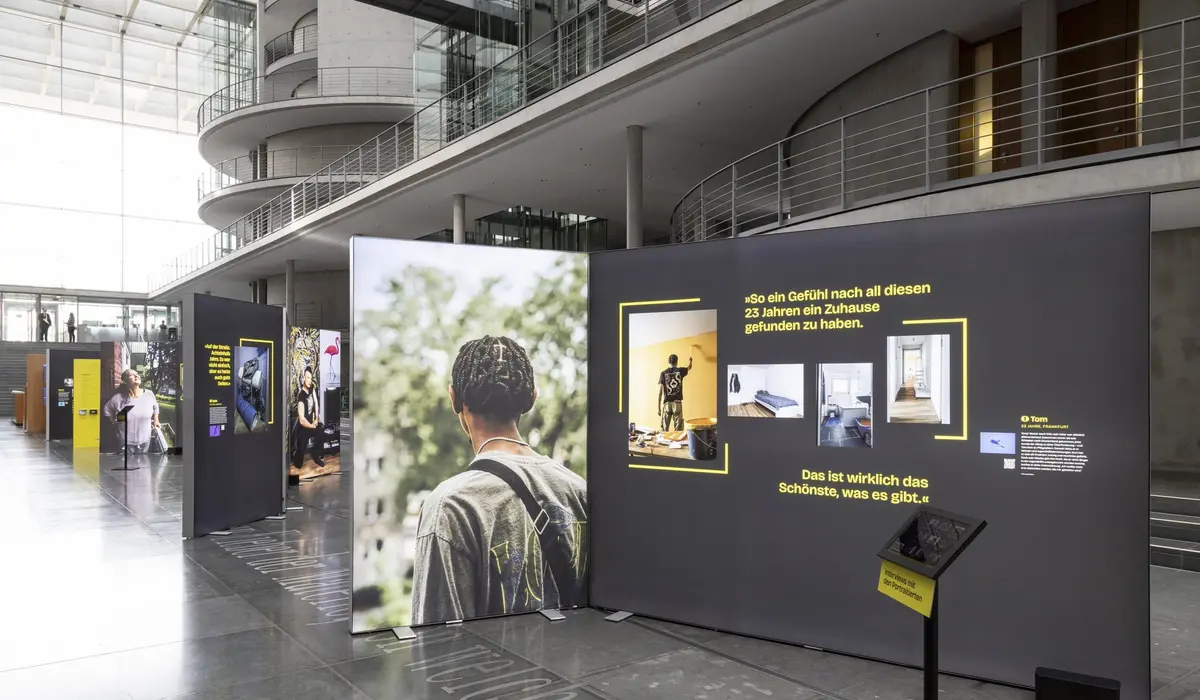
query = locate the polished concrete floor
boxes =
[2,424,1199,699]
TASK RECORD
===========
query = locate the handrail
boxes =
[198,146,360,200]
[264,24,318,70]
[670,14,1200,242]
[197,66,417,129]
[151,0,734,293]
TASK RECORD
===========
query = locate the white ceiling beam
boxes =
[119,0,140,33]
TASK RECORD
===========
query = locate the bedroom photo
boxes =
[817,363,873,448]
[727,364,804,418]
[886,335,951,424]
[627,309,718,461]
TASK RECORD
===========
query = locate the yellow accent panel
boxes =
[73,359,101,449]
[630,444,729,475]
[878,559,936,617]
[238,338,276,424]
[618,298,701,411]
[902,318,968,440]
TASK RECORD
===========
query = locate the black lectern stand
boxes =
[112,404,139,471]
[877,506,986,700]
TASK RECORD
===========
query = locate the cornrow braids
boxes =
[451,335,536,422]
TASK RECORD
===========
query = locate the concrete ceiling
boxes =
[158,0,1033,300]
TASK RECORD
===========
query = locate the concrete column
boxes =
[626,125,643,249]
[1022,0,1057,167]
[285,259,296,323]
[257,278,268,304]
[453,194,467,244]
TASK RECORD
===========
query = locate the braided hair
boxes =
[451,335,536,422]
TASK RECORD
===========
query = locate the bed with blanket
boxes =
[754,390,803,418]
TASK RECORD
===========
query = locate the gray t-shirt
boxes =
[410,450,588,625]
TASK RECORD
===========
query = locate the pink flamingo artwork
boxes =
[324,336,340,385]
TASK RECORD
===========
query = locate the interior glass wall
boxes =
[420,206,609,251]
[0,292,178,342]
[0,0,254,294]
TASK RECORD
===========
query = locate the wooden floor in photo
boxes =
[889,398,939,423]
[729,402,773,418]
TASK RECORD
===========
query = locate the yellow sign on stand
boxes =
[878,559,936,617]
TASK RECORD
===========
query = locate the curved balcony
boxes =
[197,146,358,227]
[198,67,416,130]
[264,24,318,73]
[152,0,735,292]
[672,15,1200,243]
[197,67,418,164]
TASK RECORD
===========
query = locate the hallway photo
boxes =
[886,335,951,425]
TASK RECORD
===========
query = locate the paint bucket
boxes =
[685,418,718,461]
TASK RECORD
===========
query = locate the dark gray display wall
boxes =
[183,294,285,538]
[588,196,1150,695]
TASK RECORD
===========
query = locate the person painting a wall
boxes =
[658,351,693,431]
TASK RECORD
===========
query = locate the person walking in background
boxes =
[38,310,50,342]
[658,352,692,432]
[66,313,76,343]
[102,369,160,453]
[410,335,588,625]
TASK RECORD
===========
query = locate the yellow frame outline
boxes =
[901,318,967,440]
[619,298,728,475]
[630,444,729,475]
[238,337,275,425]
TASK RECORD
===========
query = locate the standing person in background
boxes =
[102,369,160,453]
[38,311,50,342]
[66,313,76,343]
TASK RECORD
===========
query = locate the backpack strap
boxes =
[470,458,576,600]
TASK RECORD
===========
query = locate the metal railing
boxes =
[673,15,1200,242]
[197,66,417,129]
[264,24,318,70]
[198,146,360,200]
[152,0,734,292]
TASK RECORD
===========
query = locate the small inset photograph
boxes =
[727,364,804,418]
[233,345,270,434]
[886,335,951,424]
[627,309,718,461]
[817,363,873,448]
[980,432,1016,454]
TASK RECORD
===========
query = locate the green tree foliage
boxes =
[356,254,588,514]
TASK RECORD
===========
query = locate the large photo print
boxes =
[100,341,181,453]
[352,239,588,632]
[288,327,343,479]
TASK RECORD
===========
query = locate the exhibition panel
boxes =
[100,342,182,454]
[183,294,286,538]
[47,347,99,441]
[72,358,101,449]
[287,327,343,480]
[350,238,589,633]
[588,196,1150,694]
[23,354,45,436]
